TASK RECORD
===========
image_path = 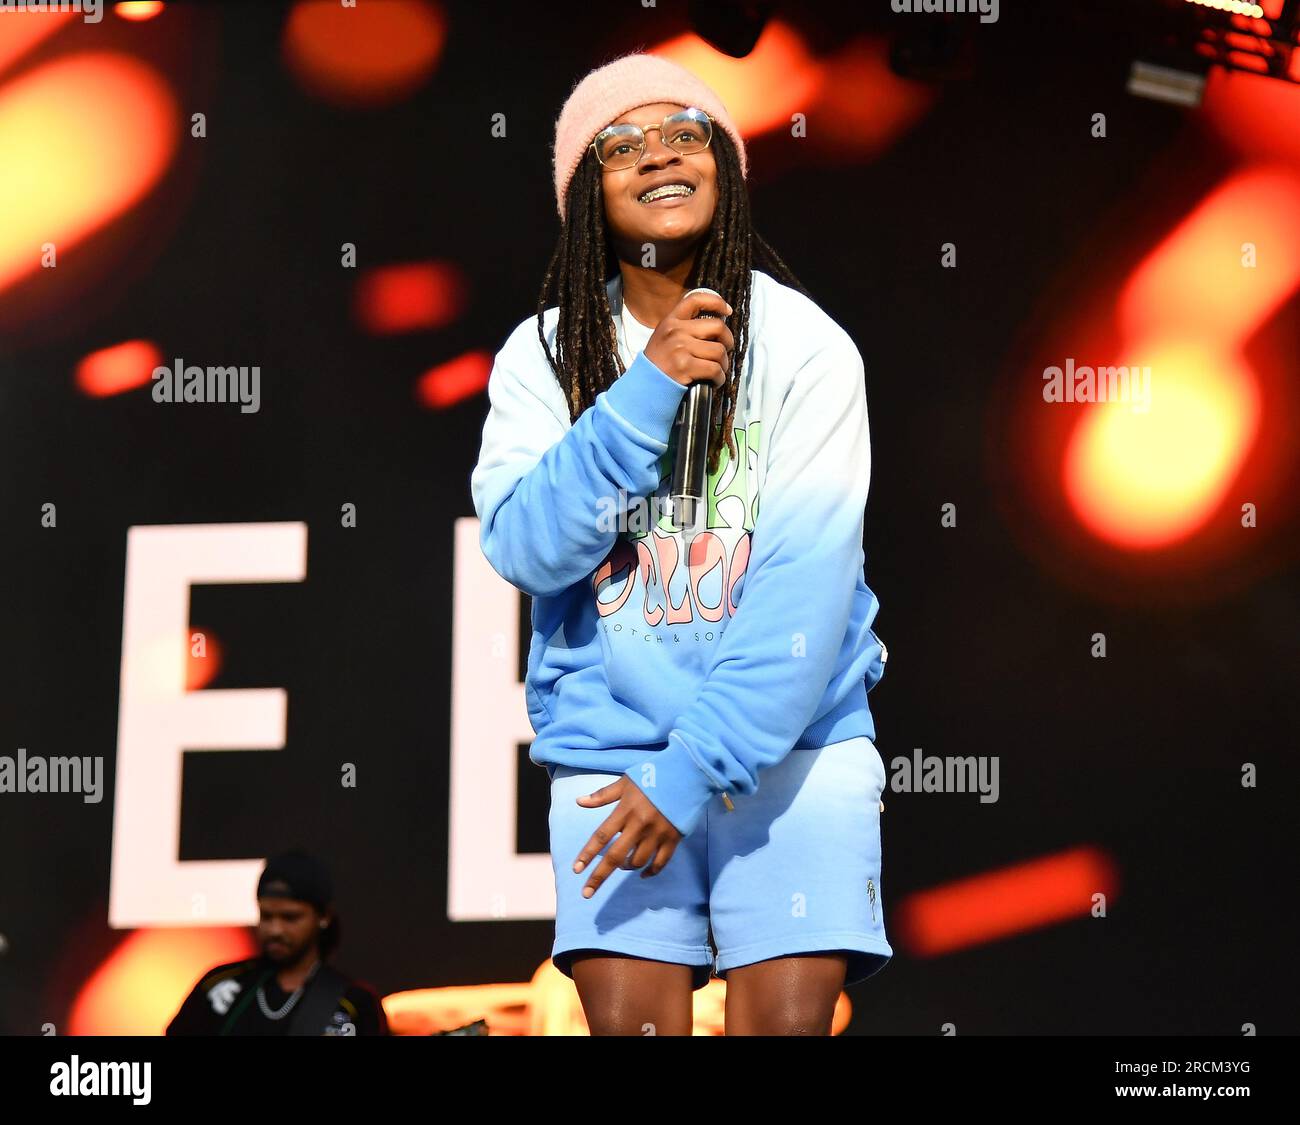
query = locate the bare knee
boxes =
[730,1000,835,1035]
[723,954,846,1035]
[570,952,694,1036]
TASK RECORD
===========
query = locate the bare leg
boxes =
[723,953,847,1035]
[569,952,695,1036]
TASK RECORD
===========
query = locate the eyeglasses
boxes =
[589,107,714,171]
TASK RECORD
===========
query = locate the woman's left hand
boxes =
[573,777,683,898]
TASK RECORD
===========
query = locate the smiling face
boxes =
[597,101,718,260]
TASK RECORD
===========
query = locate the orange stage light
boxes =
[0,10,75,80]
[1064,343,1261,548]
[75,339,164,397]
[815,36,939,155]
[282,0,444,107]
[114,1,165,19]
[68,927,257,1036]
[654,28,934,168]
[657,21,823,137]
[415,350,491,409]
[354,261,465,335]
[1064,167,1300,548]
[895,846,1119,958]
[1118,167,1300,344]
[0,52,178,294]
[1203,67,1300,166]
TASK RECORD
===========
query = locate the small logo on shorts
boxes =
[866,878,877,921]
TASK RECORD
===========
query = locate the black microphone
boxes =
[669,287,725,528]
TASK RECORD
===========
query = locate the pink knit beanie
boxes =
[552,52,748,222]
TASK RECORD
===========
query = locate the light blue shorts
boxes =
[548,736,893,991]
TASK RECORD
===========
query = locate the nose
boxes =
[639,127,681,167]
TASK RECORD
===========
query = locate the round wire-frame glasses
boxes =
[589,107,714,171]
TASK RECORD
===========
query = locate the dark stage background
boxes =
[1,0,1298,1035]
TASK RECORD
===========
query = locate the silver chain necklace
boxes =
[257,961,318,1021]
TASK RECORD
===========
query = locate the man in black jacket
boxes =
[166,850,387,1036]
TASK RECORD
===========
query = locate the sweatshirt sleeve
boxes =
[470,325,688,599]
[625,330,873,837]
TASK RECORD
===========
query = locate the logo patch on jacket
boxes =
[208,979,242,1015]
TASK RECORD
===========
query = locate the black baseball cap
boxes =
[256,850,333,912]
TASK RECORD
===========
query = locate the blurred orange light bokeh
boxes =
[68,927,256,1036]
[658,22,823,137]
[75,339,164,397]
[1064,166,1300,548]
[0,11,75,79]
[354,261,465,335]
[1064,343,1261,548]
[1118,166,1300,344]
[282,0,445,106]
[895,846,1119,958]
[0,52,178,294]
[814,35,939,155]
[115,1,165,20]
[416,351,492,409]
[655,26,934,162]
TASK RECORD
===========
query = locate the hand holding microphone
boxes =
[642,288,734,527]
[642,288,734,389]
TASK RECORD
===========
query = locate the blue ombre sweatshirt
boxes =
[470,268,886,839]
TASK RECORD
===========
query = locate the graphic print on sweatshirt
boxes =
[592,414,763,649]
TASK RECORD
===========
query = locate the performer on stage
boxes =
[470,53,891,1035]
[166,850,388,1036]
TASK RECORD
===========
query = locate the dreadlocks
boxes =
[536,128,810,476]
